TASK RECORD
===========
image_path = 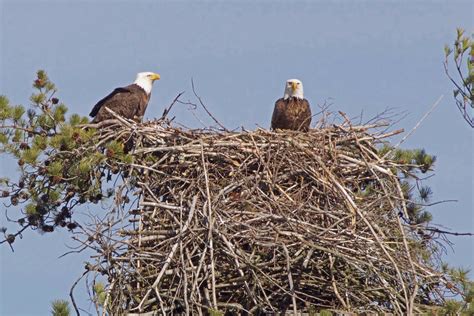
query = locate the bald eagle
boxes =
[89,72,160,123]
[271,79,311,131]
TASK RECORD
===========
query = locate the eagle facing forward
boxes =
[89,72,160,123]
[271,79,311,131]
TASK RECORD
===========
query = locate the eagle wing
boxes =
[271,98,287,130]
[90,85,148,123]
[297,99,312,131]
[90,87,130,118]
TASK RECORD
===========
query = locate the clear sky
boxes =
[1,1,473,315]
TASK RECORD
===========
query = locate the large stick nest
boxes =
[86,117,451,315]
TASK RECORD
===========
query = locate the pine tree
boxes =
[444,28,474,127]
[0,71,131,242]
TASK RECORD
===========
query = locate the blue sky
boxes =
[1,1,473,315]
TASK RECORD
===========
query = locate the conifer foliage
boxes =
[50,299,71,316]
[0,71,131,245]
[444,28,474,127]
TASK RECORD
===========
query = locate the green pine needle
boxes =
[50,299,71,316]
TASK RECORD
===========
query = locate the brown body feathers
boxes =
[89,84,149,123]
[271,97,312,131]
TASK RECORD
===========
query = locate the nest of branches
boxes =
[79,115,454,315]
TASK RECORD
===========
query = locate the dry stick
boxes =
[394,180,420,315]
[191,78,229,132]
[356,137,419,313]
[104,107,136,126]
[189,244,209,308]
[179,198,191,316]
[357,137,421,311]
[136,196,198,312]
[81,118,122,129]
[328,254,348,310]
[154,287,166,316]
[424,227,474,236]
[70,270,88,316]
[136,194,145,292]
[201,143,218,310]
[248,269,274,310]
[203,268,213,309]
[283,245,298,315]
[184,248,201,315]
[161,91,185,119]
[372,128,405,139]
[214,228,259,307]
[180,241,190,315]
[308,152,411,311]
[127,312,161,316]
[101,279,115,316]
[384,95,444,159]
[238,249,308,308]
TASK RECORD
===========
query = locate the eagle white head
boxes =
[283,79,304,100]
[134,72,160,95]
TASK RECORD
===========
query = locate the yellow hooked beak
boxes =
[291,81,298,92]
[151,73,161,81]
